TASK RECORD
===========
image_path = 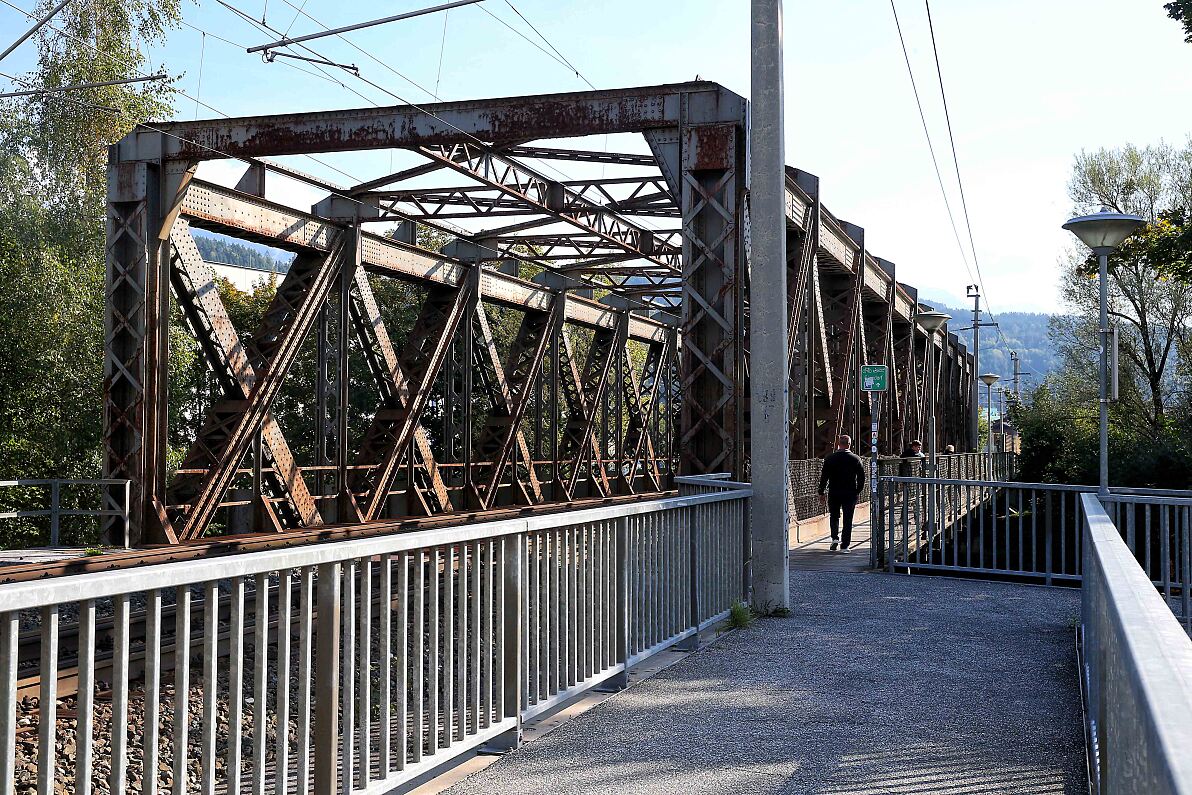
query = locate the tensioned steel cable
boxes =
[0,0,678,309]
[887,0,978,289]
[923,0,1010,348]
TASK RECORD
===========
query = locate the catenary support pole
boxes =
[968,286,980,451]
[749,0,790,611]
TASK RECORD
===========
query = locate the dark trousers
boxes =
[828,492,859,547]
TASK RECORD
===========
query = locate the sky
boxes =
[3,0,1192,314]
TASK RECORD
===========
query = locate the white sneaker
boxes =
[839,546,851,554]
[830,541,839,552]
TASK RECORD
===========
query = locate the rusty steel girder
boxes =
[103,80,972,545]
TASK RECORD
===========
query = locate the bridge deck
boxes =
[444,566,1087,794]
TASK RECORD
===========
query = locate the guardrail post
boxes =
[487,532,524,752]
[682,506,700,650]
[313,562,341,795]
[605,516,631,690]
[49,480,59,547]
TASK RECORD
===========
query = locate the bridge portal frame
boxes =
[104,81,972,545]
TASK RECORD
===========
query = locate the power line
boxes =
[922,0,1011,349]
[1,0,675,311]
[501,0,595,90]
[886,0,977,289]
[247,0,482,54]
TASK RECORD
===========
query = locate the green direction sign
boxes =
[861,364,888,392]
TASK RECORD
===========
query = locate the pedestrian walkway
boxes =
[789,516,871,573]
[443,565,1087,794]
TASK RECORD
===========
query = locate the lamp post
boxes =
[1062,207,1145,495]
[916,309,951,533]
[979,373,999,478]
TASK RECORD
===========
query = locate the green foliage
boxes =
[727,601,756,629]
[1167,0,1192,42]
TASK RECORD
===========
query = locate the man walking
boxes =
[818,435,867,552]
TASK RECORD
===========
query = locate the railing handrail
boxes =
[880,475,1096,492]
[0,485,751,614]
[0,478,130,488]
[1081,492,1192,793]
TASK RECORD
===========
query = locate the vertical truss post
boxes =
[103,151,176,546]
[679,121,746,477]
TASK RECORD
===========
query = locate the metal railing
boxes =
[878,477,1095,583]
[1080,492,1192,794]
[879,478,1192,604]
[0,478,750,794]
[0,479,130,549]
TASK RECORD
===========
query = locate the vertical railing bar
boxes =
[543,532,553,698]
[442,546,454,748]
[75,600,96,795]
[396,553,410,771]
[172,587,192,795]
[1045,490,1054,585]
[357,559,372,786]
[142,590,162,795]
[253,573,271,795]
[482,541,493,730]
[550,531,561,696]
[469,542,481,734]
[531,533,541,700]
[36,604,59,795]
[229,578,246,795]
[429,549,441,756]
[567,526,577,688]
[457,543,468,741]
[201,581,219,795]
[1161,506,1172,605]
[110,594,130,795]
[494,540,506,723]
[296,569,313,795]
[313,562,342,795]
[341,562,356,792]
[276,570,293,795]
[0,614,15,795]
[415,554,428,758]
[379,555,393,774]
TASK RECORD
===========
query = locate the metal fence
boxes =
[788,453,1016,524]
[1080,492,1192,794]
[0,478,750,794]
[0,479,130,549]
[880,478,1192,612]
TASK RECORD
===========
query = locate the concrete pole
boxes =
[1094,248,1112,494]
[749,0,790,612]
[926,335,938,531]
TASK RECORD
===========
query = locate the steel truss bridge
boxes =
[103,80,974,546]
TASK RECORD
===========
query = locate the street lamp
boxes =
[916,309,950,534]
[1062,206,1145,495]
[979,373,999,478]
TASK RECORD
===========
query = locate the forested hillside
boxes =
[193,230,291,272]
[933,304,1058,387]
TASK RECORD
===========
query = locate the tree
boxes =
[1167,0,1192,42]
[1055,142,1192,429]
[0,0,179,544]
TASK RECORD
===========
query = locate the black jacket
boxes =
[818,450,866,497]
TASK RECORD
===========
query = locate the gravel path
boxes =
[444,569,1088,794]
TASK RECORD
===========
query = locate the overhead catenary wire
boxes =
[0,71,166,99]
[887,0,977,288]
[922,0,1011,349]
[500,0,595,90]
[246,0,482,54]
[2,0,675,311]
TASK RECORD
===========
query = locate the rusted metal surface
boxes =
[102,81,972,544]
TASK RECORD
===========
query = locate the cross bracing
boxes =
[104,81,973,545]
